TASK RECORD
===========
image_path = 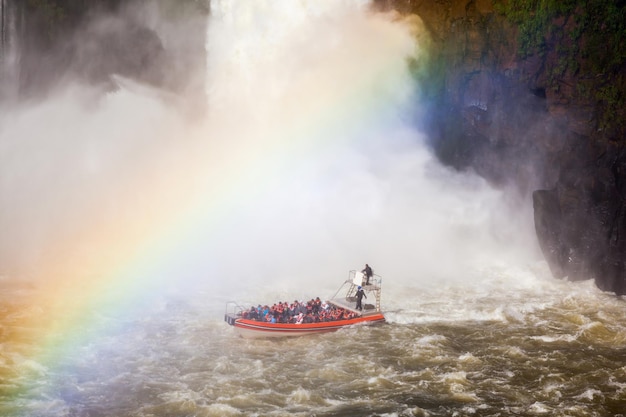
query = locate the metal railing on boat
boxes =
[327,270,382,315]
[224,301,246,326]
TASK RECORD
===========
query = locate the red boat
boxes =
[224,270,385,338]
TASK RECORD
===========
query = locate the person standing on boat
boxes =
[356,286,367,311]
[362,264,373,285]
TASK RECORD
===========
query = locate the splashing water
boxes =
[1,1,625,416]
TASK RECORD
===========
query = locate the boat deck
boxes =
[327,283,380,316]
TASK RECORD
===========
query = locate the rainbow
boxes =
[1,3,420,413]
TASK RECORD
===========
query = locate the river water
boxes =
[3,267,626,417]
[2,1,626,416]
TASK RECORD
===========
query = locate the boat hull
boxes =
[230,313,385,339]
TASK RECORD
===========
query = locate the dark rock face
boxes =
[539,142,626,295]
[532,189,565,278]
[374,0,626,294]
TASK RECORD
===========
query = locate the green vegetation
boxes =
[493,0,575,57]
[494,0,626,135]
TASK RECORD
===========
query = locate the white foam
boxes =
[527,402,552,414]
[574,388,604,401]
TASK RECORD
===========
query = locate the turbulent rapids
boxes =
[1,1,626,416]
[3,269,626,416]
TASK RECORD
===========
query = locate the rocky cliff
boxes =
[373,0,626,294]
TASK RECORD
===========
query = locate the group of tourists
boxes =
[239,264,375,323]
[239,297,359,324]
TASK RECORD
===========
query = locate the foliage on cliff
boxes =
[494,0,626,137]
